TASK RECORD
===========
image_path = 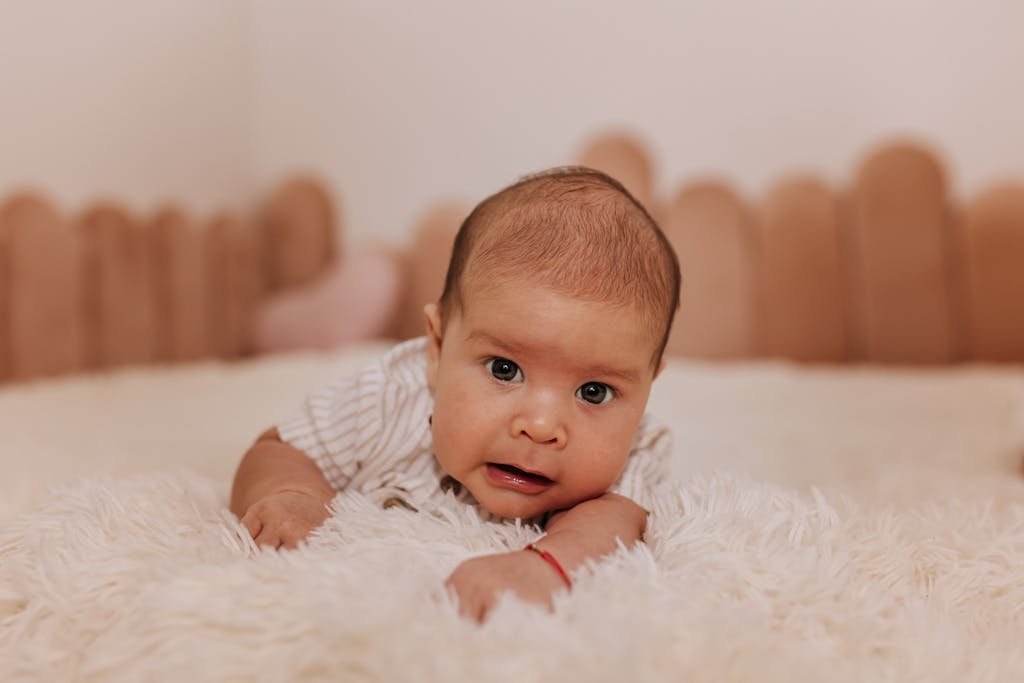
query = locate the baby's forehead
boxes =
[458,271,663,342]
[466,197,641,267]
[460,209,667,323]
[453,275,662,366]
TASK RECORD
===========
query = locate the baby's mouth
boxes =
[488,462,554,485]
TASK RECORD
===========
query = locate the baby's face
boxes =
[424,277,662,519]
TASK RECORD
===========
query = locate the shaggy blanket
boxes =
[2,343,1024,682]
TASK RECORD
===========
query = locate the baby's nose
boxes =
[511,392,567,447]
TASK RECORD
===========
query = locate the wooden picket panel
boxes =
[4,162,1024,380]
[263,177,338,291]
[848,143,960,363]
[0,176,348,384]
[960,184,1024,361]
[0,206,10,381]
[79,204,157,369]
[395,201,467,340]
[150,208,209,362]
[206,214,262,358]
[756,177,848,362]
[663,181,757,359]
[1,194,82,379]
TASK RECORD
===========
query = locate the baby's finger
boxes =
[456,594,476,620]
[253,522,282,549]
[475,590,498,623]
[275,519,309,550]
[240,510,263,540]
[455,589,485,623]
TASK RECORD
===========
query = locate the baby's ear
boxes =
[424,302,443,390]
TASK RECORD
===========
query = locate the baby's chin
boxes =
[472,486,600,522]
[469,487,560,521]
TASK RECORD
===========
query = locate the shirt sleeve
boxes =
[276,337,433,493]
[276,365,384,492]
[606,413,673,511]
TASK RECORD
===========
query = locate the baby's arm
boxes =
[230,428,336,549]
[446,492,646,621]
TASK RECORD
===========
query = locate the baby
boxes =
[230,167,681,620]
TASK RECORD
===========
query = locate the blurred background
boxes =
[3,0,1024,246]
[2,0,1023,383]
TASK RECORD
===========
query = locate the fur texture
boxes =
[2,345,1024,681]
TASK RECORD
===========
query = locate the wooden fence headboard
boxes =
[398,136,1024,364]
[581,136,1024,363]
[2,136,1023,387]
[0,177,336,383]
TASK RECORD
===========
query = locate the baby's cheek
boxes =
[569,441,632,492]
[430,382,491,472]
[428,390,454,455]
[431,400,462,450]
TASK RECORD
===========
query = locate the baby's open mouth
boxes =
[489,463,553,485]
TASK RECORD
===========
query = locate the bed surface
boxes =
[2,343,1024,680]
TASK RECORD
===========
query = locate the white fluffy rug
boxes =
[2,343,1024,682]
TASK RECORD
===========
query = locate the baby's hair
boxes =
[439,166,681,364]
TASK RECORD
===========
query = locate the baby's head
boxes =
[424,167,681,519]
[437,167,679,365]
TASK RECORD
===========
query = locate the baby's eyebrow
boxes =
[465,330,642,384]
[581,364,641,385]
[464,330,527,357]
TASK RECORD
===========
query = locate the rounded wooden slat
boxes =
[961,184,1024,361]
[0,207,10,381]
[756,177,848,362]
[263,177,338,291]
[577,131,663,221]
[663,182,756,359]
[79,204,156,369]
[395,202,467,340]
[149,208,209,362]
[849,142,959,363]
[377,246,412,341]
[206,214,262,358]
[1,194,82,379]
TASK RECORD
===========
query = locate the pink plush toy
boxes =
[250,249,403,353]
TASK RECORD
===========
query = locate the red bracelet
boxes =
[524,543,572,589]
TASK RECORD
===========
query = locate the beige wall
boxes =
[250,0,1024,245]
[0,1,254,216]
[3,1,1024,242]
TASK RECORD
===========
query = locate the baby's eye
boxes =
[486,357,523,383]
[576,382,615,405]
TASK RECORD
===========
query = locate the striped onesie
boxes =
[278,337,672,523]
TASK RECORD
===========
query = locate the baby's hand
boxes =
[239,490,330,550]
[446,549,568,622]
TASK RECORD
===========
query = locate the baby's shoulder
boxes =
[373,336,431,389]
[304,337,431,418]
[360,338,434,436]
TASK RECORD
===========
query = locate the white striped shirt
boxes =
[278,337,672,523]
